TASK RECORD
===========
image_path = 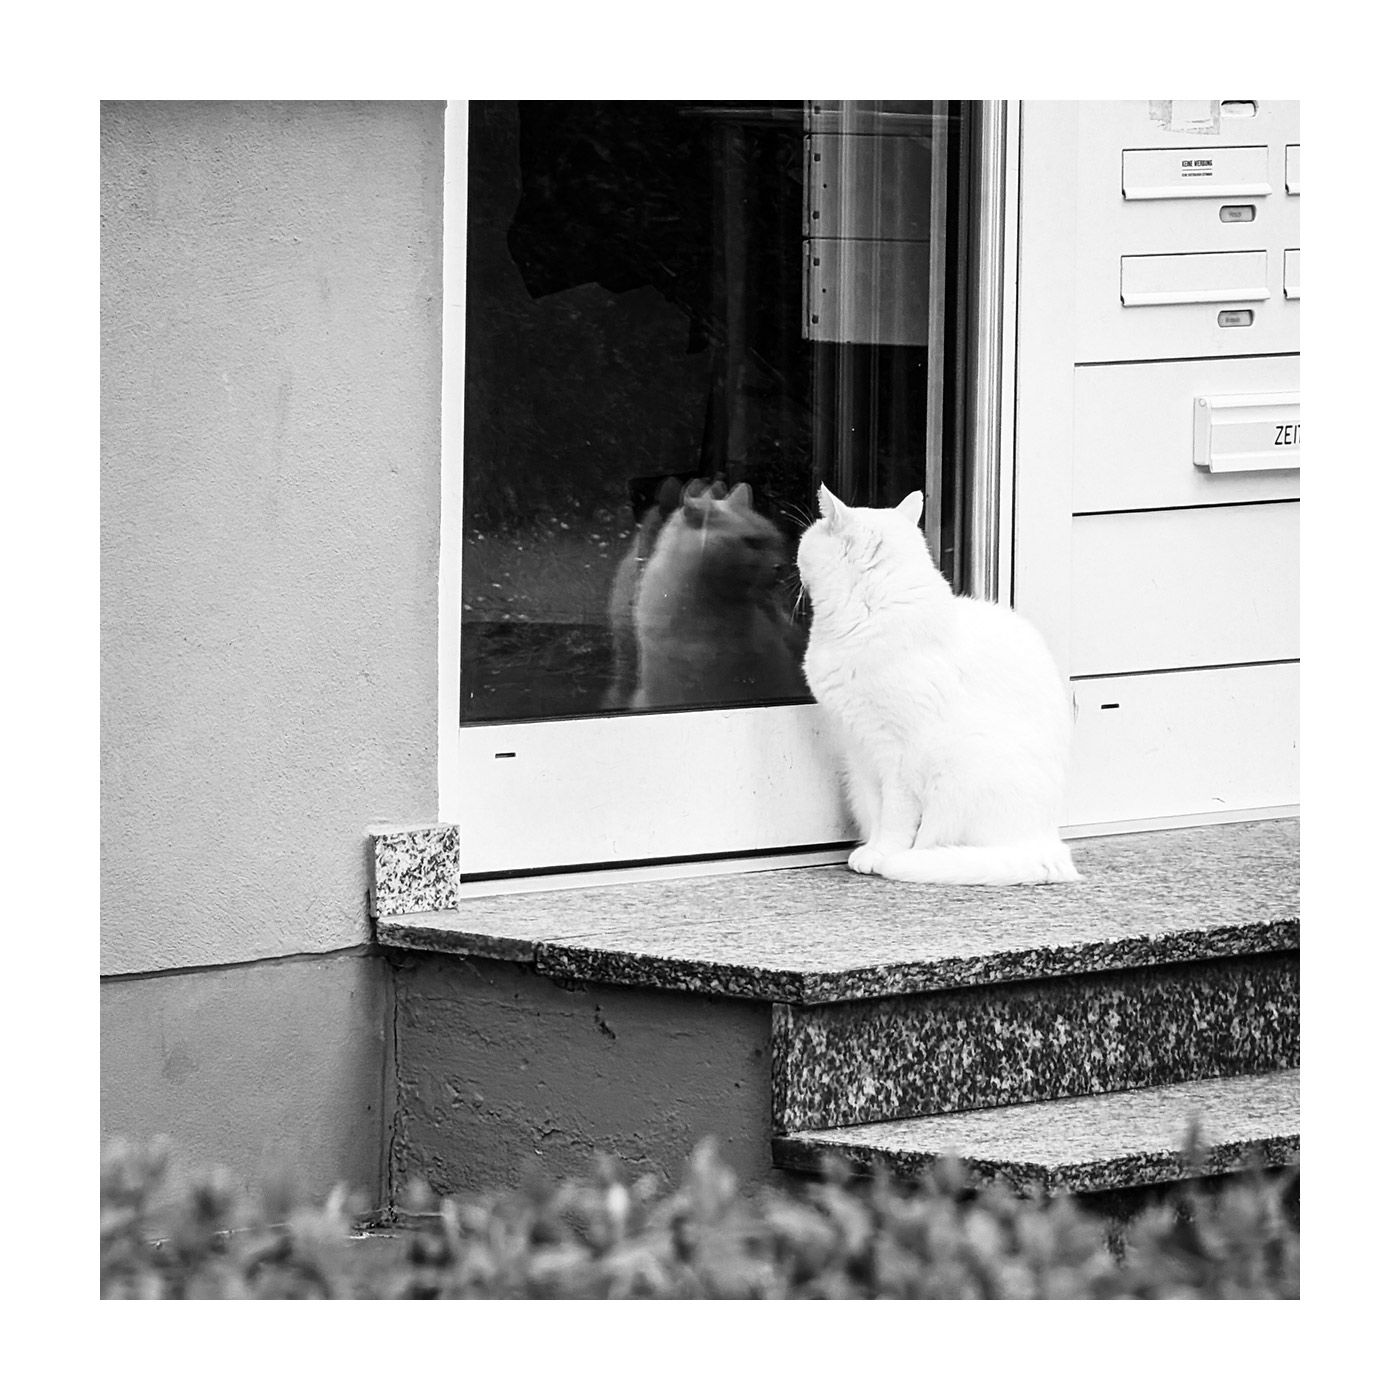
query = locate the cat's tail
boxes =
[874,837,1081,886]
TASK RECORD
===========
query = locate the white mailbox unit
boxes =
[1014,100,1300,834]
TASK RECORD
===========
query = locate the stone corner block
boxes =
[367,823,460,918]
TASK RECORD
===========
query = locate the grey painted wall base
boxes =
[388,952,777,1200]
[101,949,390,1199]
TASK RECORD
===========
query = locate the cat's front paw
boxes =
[847,843,884,875]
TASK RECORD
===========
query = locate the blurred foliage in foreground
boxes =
[101,1136,1298,1299]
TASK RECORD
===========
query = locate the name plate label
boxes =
[1192,392,1301,474]
[1123,145,1272,200]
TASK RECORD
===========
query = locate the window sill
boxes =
[373,818,1298,1005]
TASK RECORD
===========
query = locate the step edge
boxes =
[772,1129,1301,1196]
[383,916,1299,1005]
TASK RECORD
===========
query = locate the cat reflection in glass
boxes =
[797,485,1081,886]
[606,478,805,711]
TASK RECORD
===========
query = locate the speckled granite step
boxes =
[772,1069,1299,1195]
[772,1069,1293,1192]
[377,820,1298,1005]
[771,950,1299,1132]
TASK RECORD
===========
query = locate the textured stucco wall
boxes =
[102,950,390,1196]
[390,953,780,1200]
[101,101,444,975]
[101,101,446,1202]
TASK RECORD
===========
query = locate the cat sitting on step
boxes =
[616,478,805,711]
[796,484,1080,886]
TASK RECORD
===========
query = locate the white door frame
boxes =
[439,100,1021,881]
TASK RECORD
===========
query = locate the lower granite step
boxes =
[772,1069,1299,1196]
[772,951,1298,1132]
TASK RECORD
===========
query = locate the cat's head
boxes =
[670,479,787,592]
[797,485,943,612]
[678,478,763,527]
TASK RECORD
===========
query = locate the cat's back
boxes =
[934,596,1070,754]
[809,590,1065,728]
[907,592,1059,700]
[946,592,1058,668]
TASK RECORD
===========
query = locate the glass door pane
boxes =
[463,100,958,718]
[459,100,977,876]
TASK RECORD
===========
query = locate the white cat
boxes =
[796,485,1080,885]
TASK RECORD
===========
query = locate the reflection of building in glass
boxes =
[462,101,947,722]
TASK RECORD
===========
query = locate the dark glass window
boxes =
[461,100,961,722]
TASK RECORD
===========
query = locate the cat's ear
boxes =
[818,484,850,526]
[657,476,683,512]
[727,482,753,511]
[682,477,712,525]
[894,490,924,525]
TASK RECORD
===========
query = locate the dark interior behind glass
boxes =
[461,100,961,723]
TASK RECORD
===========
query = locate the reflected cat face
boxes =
[673,480,788,596]
[629,476,806,707]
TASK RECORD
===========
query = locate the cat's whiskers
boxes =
[788,578,810,627]
[778,502,815,533]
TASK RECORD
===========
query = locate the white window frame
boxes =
[438,100,468,827]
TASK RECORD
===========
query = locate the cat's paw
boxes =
[847,844,885,875]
